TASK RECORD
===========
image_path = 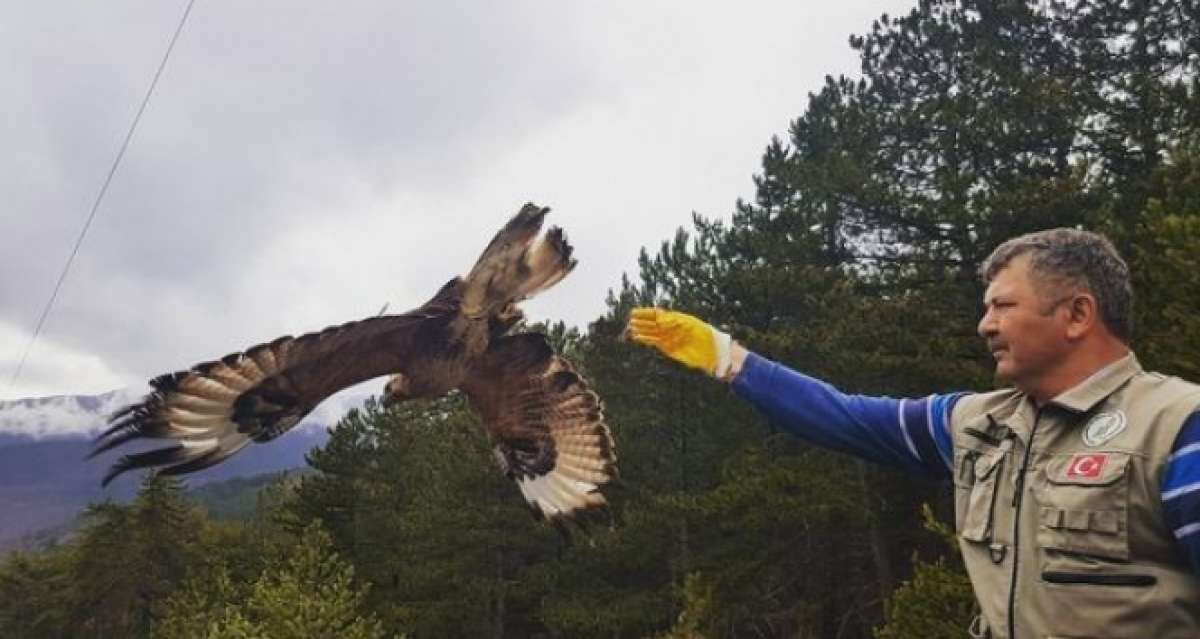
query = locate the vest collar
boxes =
[1045,352,1141,413]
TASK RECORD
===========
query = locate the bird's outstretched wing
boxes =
[460,333,617,529]
[92,298,455,485]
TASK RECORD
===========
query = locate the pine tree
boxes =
[1123,133,1200,377]
[290,396,556,637]
[240,522,385,639]
[0,549,73,638]
[151,564,243,639]
[155,523,386,639]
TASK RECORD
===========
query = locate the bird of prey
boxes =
[92,203,616,528]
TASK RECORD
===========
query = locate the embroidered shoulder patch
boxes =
[1082,411,1126,447]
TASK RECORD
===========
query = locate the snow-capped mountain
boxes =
[0,388,144,440]
[0,385,368,441]
[0,387,374,548]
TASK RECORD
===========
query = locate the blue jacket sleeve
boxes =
[1162,412,1200,576]
[731,351,961,480]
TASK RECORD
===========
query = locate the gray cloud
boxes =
[1,0,914,400]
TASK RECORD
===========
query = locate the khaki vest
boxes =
[951,354,1200,638]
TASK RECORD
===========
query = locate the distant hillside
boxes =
[188,470,311,520]
[0,430,328,549]
[3,470,312,552]
[0,388,370,547]
[0,384,379,550]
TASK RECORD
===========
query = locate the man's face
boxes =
[977,255,1071,388]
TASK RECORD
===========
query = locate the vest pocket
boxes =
[959,448,1006,543]
[1034,452,1131,561]
[1041,570,1156,587]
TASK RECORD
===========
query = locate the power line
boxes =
[6,0,198,396]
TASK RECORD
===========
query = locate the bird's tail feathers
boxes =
[461,203,575,317]
[516,226,576,300]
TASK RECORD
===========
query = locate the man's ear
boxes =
[1065,293,1099,340]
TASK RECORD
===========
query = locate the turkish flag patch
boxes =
[1065,453,1109,479]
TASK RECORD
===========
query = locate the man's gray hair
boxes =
[979,228,1133,342]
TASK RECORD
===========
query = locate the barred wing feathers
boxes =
[92,311,440,485]
[462,333,617,526]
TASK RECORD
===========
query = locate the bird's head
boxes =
[382,373,412,407]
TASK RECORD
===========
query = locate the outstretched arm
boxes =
[732,347,960,479]
[628,308,962,479]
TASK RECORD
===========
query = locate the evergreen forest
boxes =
[5,1,1200,636]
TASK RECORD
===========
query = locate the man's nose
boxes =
[977,309,997,339]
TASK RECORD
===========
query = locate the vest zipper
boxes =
[1007,408,1042,639]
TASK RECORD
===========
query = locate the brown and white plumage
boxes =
[93,203,616,528]
[460,333,615,525]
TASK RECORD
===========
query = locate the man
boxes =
[628,228,1200,638]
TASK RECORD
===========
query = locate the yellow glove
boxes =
[626,307,732,378]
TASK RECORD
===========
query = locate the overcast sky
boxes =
[1,1,913,402]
